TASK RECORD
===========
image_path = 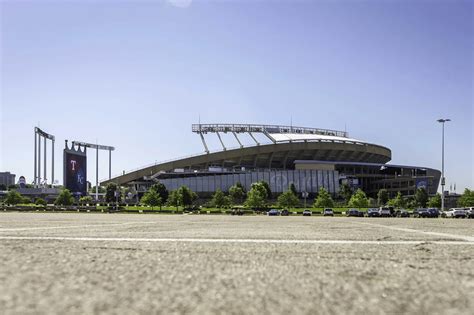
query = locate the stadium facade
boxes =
[102,124,441,198]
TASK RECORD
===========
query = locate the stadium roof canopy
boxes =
[102,123,392,186]
[269,133,363,144]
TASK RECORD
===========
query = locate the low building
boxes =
[0,172,16,188]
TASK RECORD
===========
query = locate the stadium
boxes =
[102,123,441,198]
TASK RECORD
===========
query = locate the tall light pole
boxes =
[437,118,450,212]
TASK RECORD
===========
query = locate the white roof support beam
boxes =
[232,132,243,148]
[199,132,210,154]
[216,132,226,151]
[262,129,277,144]
[248,132,260,146]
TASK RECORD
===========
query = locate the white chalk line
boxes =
[0,236,472,245]
[0,222,158,232]
[353,222,474,242]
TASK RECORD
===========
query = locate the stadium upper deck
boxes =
[102,124,392,187]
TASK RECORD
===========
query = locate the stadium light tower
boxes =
[437,118,450,212]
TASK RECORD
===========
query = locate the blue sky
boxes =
[1,0,472,191]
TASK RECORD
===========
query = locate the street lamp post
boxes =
[437,118,450,212]
[302,191,309,209]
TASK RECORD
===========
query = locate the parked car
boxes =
[346,209,363,217]
[378,207,391,217]
[302,209,312,216]
[396,209,410,217]
[367,208,380,217]
[444,208,466,218]
[427,208,440,218]
[465,207,474,219]
[281,209,290,216]
[388,206,395,217]
[231,208,244,216]
[323,208,334,216]
[267,209,280,216]
[414,208,429,218]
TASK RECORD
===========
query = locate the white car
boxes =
[464,207,474,219]
[379,207,391,217]
[444,208,466,218]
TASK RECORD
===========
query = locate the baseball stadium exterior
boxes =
[102,124,441,198]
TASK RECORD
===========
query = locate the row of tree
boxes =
[3,182,474,209]
[2,189,76,206]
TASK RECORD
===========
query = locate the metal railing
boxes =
[192,123,348,138]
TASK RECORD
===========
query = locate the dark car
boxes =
[231,208,244,216]
[281,209,290,216]
[323,208,334,216]
[414,208,429,218]
[267,209,280,216]
[302,209,312,216]
[396,209,410,217]
[467,208,474,219]
[427,208,440,218]
[367,208,380,217]
[346,209,363,217]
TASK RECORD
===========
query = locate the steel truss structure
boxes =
[192,123,349,153]
[72,141,115,200]
[34,127,55,186]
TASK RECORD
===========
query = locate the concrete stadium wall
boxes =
[102,141,391,186]
[158,169,340,194]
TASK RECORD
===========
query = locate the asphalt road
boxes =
[0,213,473,315]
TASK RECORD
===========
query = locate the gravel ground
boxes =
[0,213,473,315]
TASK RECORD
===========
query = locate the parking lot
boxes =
[0,213,473,314]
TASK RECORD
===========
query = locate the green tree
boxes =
[105,183,120,203]
[35,198,47,207]
[90,186,106,194]
[428,193,442,208]
[150,182,169,203]
[414,188,429,207]
[368,197,377,207]
[245,182,268,209]
[339,183,353,205]
[168,186,197,210]
[229,183,246,204]
[21,196,31,204]
[278,189,300,208]
[8,184,19,191]
[178,186,197,208]
[211,189,231,208]
[405,196,417,210]
[314,187,335,208]
[289,183,297,196]
[458,189,474,207]
[387,192,406,208]
[79,196,94,205]
[0,184,7,191]
[55,189,75,206]
[167,190,179,209]
[377,189,389,206]
[257,181,272,199]
[348,189,369,208]
[141,189,162,210]
[5,190,23,205]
